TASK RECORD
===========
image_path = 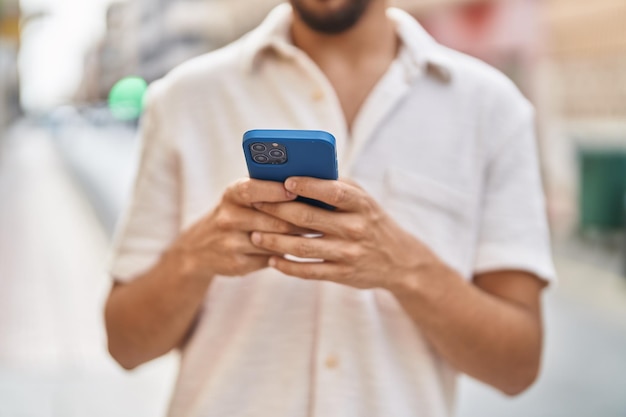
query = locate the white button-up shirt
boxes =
[109,5,555,417]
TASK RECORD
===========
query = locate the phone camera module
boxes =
[269,149,285,158]
[251,143,266,152]
[250,141,287,165]
[253,154,269,163]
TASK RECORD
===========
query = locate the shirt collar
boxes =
[239,3,452,83]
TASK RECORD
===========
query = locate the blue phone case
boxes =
[243,129,338,210]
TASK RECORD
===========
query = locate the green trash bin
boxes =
[579,148,626,231]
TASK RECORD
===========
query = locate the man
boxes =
[105,1,555,416]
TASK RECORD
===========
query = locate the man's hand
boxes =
[250,176,547,395]
[250,177,432,291]
[168,178,301,280]
[106,178,300,370]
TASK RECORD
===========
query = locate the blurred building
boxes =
[542,0,626,233]
[77,2,139,103]
[0,0,21,131]
[79,0,283,103]
[546,0,626,125]
[137,0,285,82]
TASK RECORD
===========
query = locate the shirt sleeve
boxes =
[473,100,557,284]
[107,81,181,283]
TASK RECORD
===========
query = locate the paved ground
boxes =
[1,122,626,416]
[0,124,176,417]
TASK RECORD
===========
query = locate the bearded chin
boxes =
[290,0,373,34]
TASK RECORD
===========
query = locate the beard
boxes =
[290,0,374,34]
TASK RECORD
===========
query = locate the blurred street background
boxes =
[1,0,626,416]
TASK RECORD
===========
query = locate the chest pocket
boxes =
[383,167,476,279]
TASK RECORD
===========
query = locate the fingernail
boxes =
[268,257,277,267]
[285,179,296,191]
[251,232,261,244]
[286,190,296,199]
[252,202,263,209]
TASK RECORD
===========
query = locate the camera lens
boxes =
[253,154,269,163]
[251,143,266,152]
[269,149,285,158]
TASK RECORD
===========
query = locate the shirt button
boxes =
[325,355,339,369]
[311,89,324,101]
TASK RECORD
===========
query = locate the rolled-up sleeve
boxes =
[108,81,181,283]
[473,100,556,284]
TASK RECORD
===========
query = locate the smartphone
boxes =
[243,129,338,210]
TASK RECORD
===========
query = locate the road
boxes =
[1,120,625,416]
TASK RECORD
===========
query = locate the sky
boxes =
[19,0,114,111]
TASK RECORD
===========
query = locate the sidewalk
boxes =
[0,124,177,417]
[554,235,626,318]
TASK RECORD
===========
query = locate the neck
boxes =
[290,1,396,67]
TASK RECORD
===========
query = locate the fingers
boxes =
[267,255,354,283]
[244,255,274,272]
[284,177,369,212]
[215,205,305,234]
[251,232,360,261]
[227,254,273,277]
[225,178,297,207]
[222,232,278,256]
[253,201,367,240]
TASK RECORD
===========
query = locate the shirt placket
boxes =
[283,48,348,417]
[285,48,421,417]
